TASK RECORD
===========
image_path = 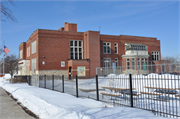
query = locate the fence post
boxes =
[38,73,40,87]
[62,75,64,93]
[52,75,54,90]
[29,76,31,86]
[76,75,78,98]
[96,75,99,101]
[44,75,46,88]
[129,74,133,107]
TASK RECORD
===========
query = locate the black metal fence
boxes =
[27,74,180,118]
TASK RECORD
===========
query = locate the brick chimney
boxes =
[64,22,77,32]
[58,27,64,31]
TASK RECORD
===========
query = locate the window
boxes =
[114,43,118,54]
[31,40,36,54]
[104,58,111,67]
[127,58,130,69]
[137,58,140,70]
[152,51,159,61]
[31,58,36,71]
[20,50,23,59]
[132,58,135,70]
[103,42,111,54]
[115,58,118,67]
[130,44,147,51]
[27,46,30,57]
[70,40,83,59]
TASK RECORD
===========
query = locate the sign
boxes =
[143,63,146,71]
[42,61,45,65]
[125,69,133,75]
[112,63,116,72]
[77,66,85,76]
[61,61,65,67]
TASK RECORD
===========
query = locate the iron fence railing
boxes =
[26,73,180,118]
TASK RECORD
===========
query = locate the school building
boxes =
[18,22,165,77]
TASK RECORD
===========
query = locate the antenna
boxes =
[99,26,101,32]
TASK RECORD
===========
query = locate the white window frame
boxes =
[20,50,23,59]
[31,58,36,71]
[70,40,83,60]
[103,42,111,54]
[31,40,36,54]
[114,43,118,54]
[152,51,159,61]
[132,58,135,70]
[115,58,118,67]
[127,58,130,69]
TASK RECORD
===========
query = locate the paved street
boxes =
[0,88,34,119]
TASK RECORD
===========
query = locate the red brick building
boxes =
[18,22,163,77]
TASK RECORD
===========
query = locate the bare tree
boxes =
[161,55,180,64]
[2,54,19,78]
[0,0,17,22]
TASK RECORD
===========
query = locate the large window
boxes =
[127,58,130,69]
[132,58,135,70]
[103,42,111,54]
[114,43,118,54]
[27,46,30,57]
[70,40,83,59]
[31,58,36,71]
[152,51,159,61]
[20,50,22,59]
[31,40,36,54]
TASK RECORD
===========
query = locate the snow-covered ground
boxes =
[39,73,180,118]
[0,75,166,119]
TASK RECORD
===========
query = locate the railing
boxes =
[27,73,180,118]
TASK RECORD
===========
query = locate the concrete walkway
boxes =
[0,88,34,119]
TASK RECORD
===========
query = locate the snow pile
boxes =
[4,73,11,79]
[0,77,165,119]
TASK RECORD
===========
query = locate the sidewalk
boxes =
[0,88,34,119]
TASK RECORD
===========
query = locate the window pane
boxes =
[70,41,73,46]
[79,48,82,53]
[75,41,77,46]
[79,53,82,59]
[70,48,73,52]
[103,46,106,53]
[75,53,78,59]
[75,48,77,52]
[70,53,73,59]
[103,43,106,45]
[127,62,130,69]
[107,47,110,53]
[115,47,117,53]
[79,41,81,47]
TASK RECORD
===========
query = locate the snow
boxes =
[0,76,166,119]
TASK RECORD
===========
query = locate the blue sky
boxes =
[1,0,179,58]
